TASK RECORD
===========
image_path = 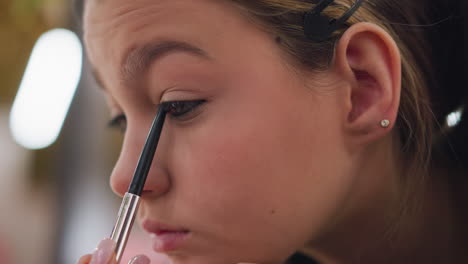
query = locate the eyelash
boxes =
[108,114,127,132]
[161,99,206,118]
[108,99,206,132]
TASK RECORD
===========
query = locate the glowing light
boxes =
[10,29,83,149]
[447,109,462,128]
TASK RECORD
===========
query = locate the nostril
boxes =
[137,171,171,199]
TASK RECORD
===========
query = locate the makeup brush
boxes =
[110,106,167,263]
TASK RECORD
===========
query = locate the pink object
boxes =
[0,237,12,263]
[149,231,190,253]
[141,220,190,253]
[129,255,151,264]
[121,229,171,264]
[90,239,116,264]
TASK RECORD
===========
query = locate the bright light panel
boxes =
[10,28,83,150]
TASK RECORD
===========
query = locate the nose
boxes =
[110,124,171,198]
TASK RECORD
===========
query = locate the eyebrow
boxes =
[91,40,211,90]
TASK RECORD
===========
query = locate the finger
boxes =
[128,254,151,264]
[89,238,117,264]
[77,254,92,264]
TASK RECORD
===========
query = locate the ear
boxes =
[333,22,401,145]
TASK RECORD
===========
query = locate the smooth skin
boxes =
[77,0,452,263]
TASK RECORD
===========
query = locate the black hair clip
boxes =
[304,0,364,42]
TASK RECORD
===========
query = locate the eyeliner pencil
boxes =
[109,106,167,263]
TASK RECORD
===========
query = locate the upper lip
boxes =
[142,219,189,235]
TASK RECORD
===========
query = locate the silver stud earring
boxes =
[380,119,390,128]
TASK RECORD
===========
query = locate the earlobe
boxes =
[334,22,401,143]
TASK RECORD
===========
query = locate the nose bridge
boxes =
[110,121,171,198]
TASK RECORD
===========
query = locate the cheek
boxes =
[169,95,355,254]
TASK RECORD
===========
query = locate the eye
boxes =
[108,114,127,133]
[161,100,206,120]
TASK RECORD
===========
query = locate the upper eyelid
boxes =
[159,99,201,109]
[107,99,204,129]
[159,86,214,101]
[107,100,195,120]
[108,113,126,127]
[161,100,207,121]
[105,94,124,118]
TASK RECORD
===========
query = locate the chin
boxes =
[166,251,288,264]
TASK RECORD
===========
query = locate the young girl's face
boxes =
[84,0,356,263]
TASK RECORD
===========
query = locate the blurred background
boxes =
[0,0,169,263]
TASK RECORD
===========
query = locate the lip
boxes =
[142,220,191,252]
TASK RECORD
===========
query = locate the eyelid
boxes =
[159,87,210,102]
[108,113,127,132]
[159,99,206,121]
[159,99,201,110]
[108,113,125,126]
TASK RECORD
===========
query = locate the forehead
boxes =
[83,0,200,58]
[82,0,250,89]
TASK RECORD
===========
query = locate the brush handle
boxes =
[110,192,140,263]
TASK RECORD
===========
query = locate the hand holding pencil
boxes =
[77,238,150,264]
[79,107,167,264]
